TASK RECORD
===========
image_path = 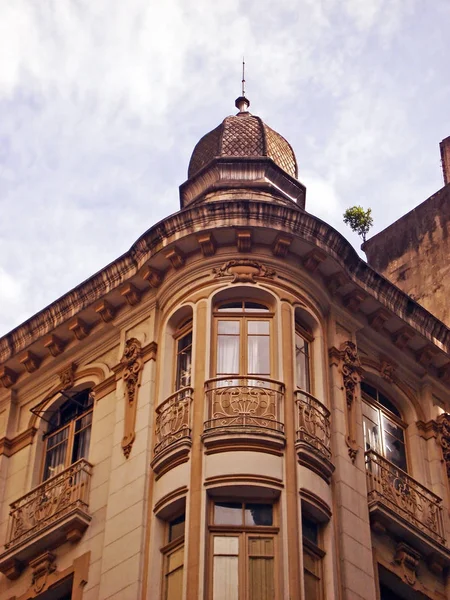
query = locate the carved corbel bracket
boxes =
[340,341,362,463]
[236,229,252,252]
[393,542,421,586]
[30,551,57,595]
[197,232,216,256]
[302,248,327,273]
[142,265,164,288]
[272,234,292,257]
[119,338,143,459]
[0,366,18,388]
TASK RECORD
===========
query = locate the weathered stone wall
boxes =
[364,185,450,327]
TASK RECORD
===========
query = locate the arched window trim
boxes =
[173,318,193,392]
[41,388,93,482]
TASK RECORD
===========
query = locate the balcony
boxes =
[0,459,92,579]
[151,388,193,476]
[202,377,285,454]
[365,451,450,568]
[295,390,334,483]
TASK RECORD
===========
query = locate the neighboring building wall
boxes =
[364,184,450,327]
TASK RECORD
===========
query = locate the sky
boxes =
[0,0,449,336]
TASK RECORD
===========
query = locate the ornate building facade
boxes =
[0,95,449,600]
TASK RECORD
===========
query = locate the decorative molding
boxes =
[326,272,348,295]
[302,248,327,273]
[153,486,188,517]
[416,345,438,368]
[0,427,37,457]
[95,300,116,323]
[165,247,185,269]
[392,326,414,349]
[68,317,90,341]
[120,338,143,459]
[437,413,450,478]
[197,232,216,256]
[416,419,440,441]
[438,363,450,384]
[340,341,362,463]
[272,234,292,257]
[236,229,252,252]
[142,341,158,362]
[394,542,421,586]
[30,552,57,595]
[213,259,276,283]
[19,351,41,374]
[43,334,65,357]
[142,265,164,288]
[368,308,390,332]
[204,473,283,490]
[379,357,396,383]
[0,366,18,388]
[342,289,367,312]
[299,488,332,522]
[59,363,76,390]
[120,283,142,306]
[92,374,116,401]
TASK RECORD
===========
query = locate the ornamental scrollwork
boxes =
[121,338,143,458]
[213,260,276,283]
[340,341,362,463]
[437,413,450,478]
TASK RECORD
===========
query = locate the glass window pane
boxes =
[165,545,184,600]
[245,504,273,526]
[176,331,192,390]
[384,434,407,471]
[363,414,381,454]
[248,335,270,375]
[214,503,243,525]
[217,335,239,375]
[302,517,319,545]
[213,556,239,600]
[247,321,270,334]
[44,438,68,480]
[244,302,269,312]
[295,333,310,392]
[382,416,404,442]
[218,321,240,334]
[169,514,186,542]
[218,302,243,312]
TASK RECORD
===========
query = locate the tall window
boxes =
[174,321,192,391]
[43,389,93,481]
[215,301,271,380]
[209,501,277,600]
[302,516,325,600]
[362,382,407,472]
[162,513,185,600]
[295,324,311,392]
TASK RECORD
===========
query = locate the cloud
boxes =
[2,0,449,336]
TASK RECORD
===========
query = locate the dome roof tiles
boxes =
[188,112,298,179]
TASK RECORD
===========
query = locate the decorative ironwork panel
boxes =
[154,388,193,457]
[204,377,284,433]
[295,391,331,461]
[6,459,92,550]
[365,450,445,544]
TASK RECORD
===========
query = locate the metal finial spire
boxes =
[235,57,250,113]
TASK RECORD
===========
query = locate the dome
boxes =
[187,98,298,180]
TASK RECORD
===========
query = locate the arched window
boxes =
[295,320,312,392]
[214,300,272,380]
[362,382,407,472]
[42,388,93,481]
[174,319,192,391]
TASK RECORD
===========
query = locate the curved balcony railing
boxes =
[204,377,284,434]
[153,388,193,458]
[5,459,92,550]
[365,450,445,544]
[295,390,331,462]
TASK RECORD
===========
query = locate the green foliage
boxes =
[343,206,373,243]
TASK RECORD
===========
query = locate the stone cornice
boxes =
[0,200,449,366]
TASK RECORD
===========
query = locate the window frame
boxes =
[212,300,274,380]
[173,319,193,392]
[41,390,93,482]
[295,321,313,394]
[362,383,408,473]
[207,499,279,600]
[160,512,186,600]
[301,515,325,600]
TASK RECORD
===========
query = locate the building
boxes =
[0,94,449,600]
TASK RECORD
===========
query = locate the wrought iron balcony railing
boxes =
[204,377,284,434]
[153,387,193,458]
[365,450,445,545]
[4,459,92,552]
[295,390,331,461]
[295,390,334,482]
